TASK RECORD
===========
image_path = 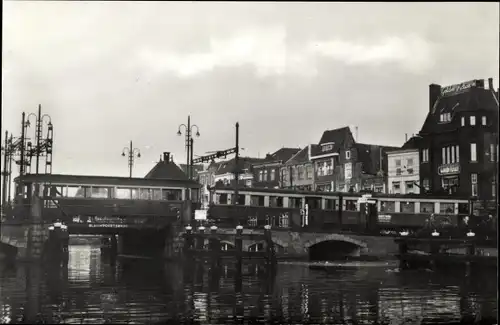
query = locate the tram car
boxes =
[206,185,473,232]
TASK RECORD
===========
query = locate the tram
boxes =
[206,185,482,233]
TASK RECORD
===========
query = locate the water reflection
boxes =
[0,244,497,324]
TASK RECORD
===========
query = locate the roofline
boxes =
[310,152,339,160]
[387,148,419,155]
[283,146,305,164]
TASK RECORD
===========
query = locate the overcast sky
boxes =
[2,2,499,177]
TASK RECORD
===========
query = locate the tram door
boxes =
[359,195,378,232]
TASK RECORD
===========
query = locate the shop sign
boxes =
[441,80,476,97]
[438,163,460,176]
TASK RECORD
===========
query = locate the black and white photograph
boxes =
[1,1,498,324]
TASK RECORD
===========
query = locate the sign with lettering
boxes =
[438,163,461,176]
[194,210,207,220]
[441,80,476,97]
[378,214,392,223]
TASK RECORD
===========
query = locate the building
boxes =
[198,162,221,208]
[213,157,264,187]
[144,152,190,181]
[416,78,499,202]
[310,127,396,193]
[252,147,300,188]
[386,137,421,194]
[279,145,316,191]
[179,164,205,181]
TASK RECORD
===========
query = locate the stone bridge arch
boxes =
[304,234,367,249]
[244,237,288,252]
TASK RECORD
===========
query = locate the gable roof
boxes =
[284,145,316,165]
[254,147,301,167]
[215,157,265,175]
[144,160,190,180]
[312,127,354,157]
[421,83,499,134]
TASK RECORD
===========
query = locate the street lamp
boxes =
[24,105,53,175]
[177,116,200,182]
[122,141,141,178]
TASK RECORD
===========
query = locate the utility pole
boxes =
[35,104,42,174]
[177,115,200,198]
[2,131,9,209]
[234,122,240,206]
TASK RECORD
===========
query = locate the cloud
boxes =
[137,26,435,79]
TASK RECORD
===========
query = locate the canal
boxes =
[0,245,497,324]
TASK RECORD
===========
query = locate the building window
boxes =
[396,168,401,176]
[442,176,459,193]
[395,159,401,167]
[306,165,313,179]
[482,116,487,125]
[441,145,459,164]
[407,158,413,167]
[461,116,465,126]
[422,149,429,163]
[490,144,496,162]
[344,163,352,180]
[422,178,430,191]
[456,145,460,163]
[493,179,496,198]
[326,161,333,175]
[345,150,351,160]
[298,166,304,180]
[270,169,276,181]
[316,162,325,177]
[440,113,452,123]
[259,170,263,181]
[470,143,477,162]
[405,181,415,193]
[392,181,401,193]
[471,173,478,197]
[470,116,476,126]
[263,170,268,181]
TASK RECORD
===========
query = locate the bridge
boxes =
[1,172,200,261]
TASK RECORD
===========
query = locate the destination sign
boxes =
[378,214,392,223]
[441,80,476,97]
[438,163,460,176]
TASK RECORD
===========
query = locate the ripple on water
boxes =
[0,244,497,324]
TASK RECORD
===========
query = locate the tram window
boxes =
[269,196,278,207]
[66,186,85,198]
[218,193,228,204]
[83,186,92,198]
[139,188,151,200]
[345,200,357,211]
[380,201,395,213]
[401,202,415,213]
[152,189,162,200]
[306,198,321,210]
[131,189,140,199]
[90,187,109,198]
[250,195,264,206]
[325,199,335,210]
[440,202,454,214]
[458,203,468,214]
[115,188,132,199]
[420,202,434,213]
[237,194,246,205]
[289,197,302,209]
[162,189,182,200]
[48,186,64,197]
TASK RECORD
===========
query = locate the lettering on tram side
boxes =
[71,215,151,227]
[246,212,290,228]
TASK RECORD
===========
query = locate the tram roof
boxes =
[16,173,201,188]
[211,184,471,201]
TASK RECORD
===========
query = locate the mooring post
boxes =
[184,225,193,258]
[196,226,205,253]
[210,225,220,267]
[235,225,243,274]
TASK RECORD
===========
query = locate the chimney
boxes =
[429,84,441,112]
[488,78,494,90]
[163,152,170,163]
[405,133,408,142]
[308,144,312,160]
[476,79,485,88]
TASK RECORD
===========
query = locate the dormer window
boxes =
[470,116,476,126]
[345,150,351,160]
[439,113,452,123]
[321,144,334,152]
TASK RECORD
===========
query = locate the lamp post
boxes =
[24,105,53,175]
[177,116,200,181]
[121,141,141,178]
